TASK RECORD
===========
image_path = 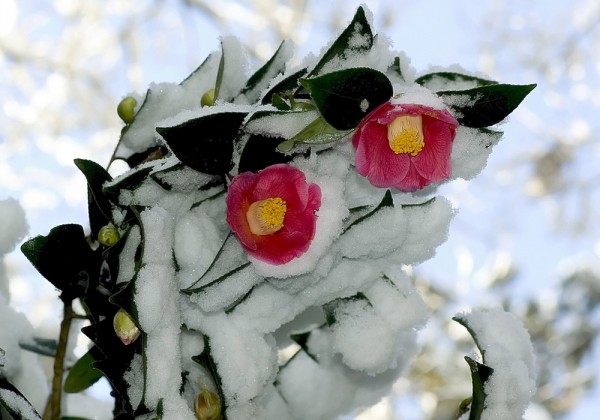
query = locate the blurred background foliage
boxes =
[1,0,600,418]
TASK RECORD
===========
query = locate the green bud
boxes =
[98,224,120,247]
[201,89,216,107]
[194,389,222,420]
[113,309,140,345]
[117,96,137,124]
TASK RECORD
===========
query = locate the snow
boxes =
[455,308,537,420]
[0,388,41,420]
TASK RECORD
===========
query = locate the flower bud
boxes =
[98,224,120,247]
[201,89,216,107]
[117,96,137,124]
[194,389,222,420]
[113,309,141,345]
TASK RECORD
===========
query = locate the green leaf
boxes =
[74,158,114,239]
[214,41,226,101]
[19,337,58,357]
[157,112,247,175]
[261,68,308,105]
[240,40,289,103]
[464,356,494,420]
[277,116,352,152]
[0,377,42,419]
[415,72,498,90]
[309,6,373,76]
[438,83,537,128]
[239,134,294,172]
[342,190,393,234]
[300,67,393,130]
[20,224,99,302]
[64,347,104,393]
[81,318,140,414]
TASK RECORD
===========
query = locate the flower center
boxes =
[246,197,287,235]
[387,115,424,156]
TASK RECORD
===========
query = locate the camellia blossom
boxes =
[226,164,322,265]
[352,102,459,192]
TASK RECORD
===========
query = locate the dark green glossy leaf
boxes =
[241,40,289,103]
[19,337,58,357]
[438,83,537,128]
[464,356,493,420]
[81,318,140,414]
[342,190,393,234]
[415,72,498,90]
[64,347,104,393]
[300,67,393,130]
[277,116,352,152]
[239,134,293,173]
[0,377,42,419]
[310,6,373,76]
[74,158,113,239]
[20,224,99,302]
[157,112,247,175]
[261,68,308,105]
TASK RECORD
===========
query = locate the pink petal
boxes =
[412,118,454,181]
[354,121,410,188]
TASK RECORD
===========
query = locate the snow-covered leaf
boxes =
[0,377,42,420]
[463,356,494,420]
[261,68,308,105]
[300,67,393,130]
[157,112,247,175]
[309,6,373,76]
[240,40,290,104]
[342,190,393,234]
[438,83,537,128]
[415,72,498,90]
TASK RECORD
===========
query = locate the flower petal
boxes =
[354,121,410,188]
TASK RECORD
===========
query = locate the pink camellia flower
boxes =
[226,164,322,265]
[352,102,459,192]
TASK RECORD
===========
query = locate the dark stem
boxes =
[43,299,74,420]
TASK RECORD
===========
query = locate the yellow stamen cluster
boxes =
[246,197,287,235]
[387,115,424,156]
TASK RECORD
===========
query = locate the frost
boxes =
[391,84,447,109]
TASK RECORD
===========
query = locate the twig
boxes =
[43,300,74,420]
